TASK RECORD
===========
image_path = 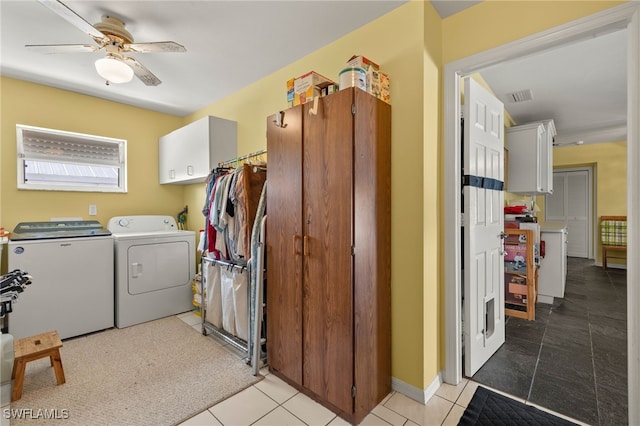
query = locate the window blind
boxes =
[16,124,127,193]
[19,128,122,167]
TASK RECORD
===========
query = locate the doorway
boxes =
[443,3,639,425]
[545,167,594,259]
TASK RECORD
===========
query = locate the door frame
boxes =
[546,166,594,259]
[443,3,640,424]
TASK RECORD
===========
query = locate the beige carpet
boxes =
[8,316,261,425]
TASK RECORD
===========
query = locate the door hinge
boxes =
[351,385,356,398]
[351,245,355,256]
[352,104,356,115]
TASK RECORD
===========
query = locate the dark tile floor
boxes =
[472,257,628,425]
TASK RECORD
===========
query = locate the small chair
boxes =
[11,330,65,401]
[600,215,627,271]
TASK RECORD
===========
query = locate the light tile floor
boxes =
[176,312,587,426]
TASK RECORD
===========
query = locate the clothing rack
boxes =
[200,257,250,356]
[200,157,267,374]
[202,256,247,270]
[217,149,266,168]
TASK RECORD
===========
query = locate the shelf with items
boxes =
[504,228,536,320]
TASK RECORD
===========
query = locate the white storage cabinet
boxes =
[506,119,556,194]
[159,115,237,184]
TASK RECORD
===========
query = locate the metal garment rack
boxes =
[200,256,251,355]
[217,149,266,167]
[200,150,267,375]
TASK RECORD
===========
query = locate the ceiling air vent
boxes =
[506,89,534,103]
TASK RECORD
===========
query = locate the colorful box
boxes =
[374,71,391,104]
[346,55,390,104]
[504,244,526,262]
[290,71,336,107]
[286,78,295,105]
[347,55,378,95]
[347,55,380,72]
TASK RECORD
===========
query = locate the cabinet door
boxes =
[303,89,354,413]
[159,133,192,184]
[506,123,544,194]
[266,106,304,385]
[159,116,237,184]
[353,88,392,416]
[159,118,208,184]
[539,121,554,194]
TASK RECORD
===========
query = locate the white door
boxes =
[545,169,591,258]
[463,77,506,376]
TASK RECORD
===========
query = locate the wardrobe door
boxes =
[266,106,304,386]
[353,88,392,417]
[302,89,354,414]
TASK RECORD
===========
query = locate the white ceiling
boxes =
[0,0,407,117]
[0,1,627,145]
[479,28,627,145]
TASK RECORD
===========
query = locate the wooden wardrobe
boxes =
[266,87,391,424]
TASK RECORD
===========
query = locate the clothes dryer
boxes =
[108,215,195,328]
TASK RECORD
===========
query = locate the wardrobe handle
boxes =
[303,236,309,256]
[293,235,302,256]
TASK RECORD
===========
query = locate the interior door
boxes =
[463,77,506,376]
[545,169,591,258]
[303,89,354,413]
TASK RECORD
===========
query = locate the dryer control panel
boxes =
[107,215,178,234]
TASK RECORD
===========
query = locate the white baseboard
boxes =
[392,373,442,404]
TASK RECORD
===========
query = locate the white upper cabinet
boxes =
[505,119,556,194]
[159,115,237,184]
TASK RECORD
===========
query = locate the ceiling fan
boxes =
[26,0,186,86]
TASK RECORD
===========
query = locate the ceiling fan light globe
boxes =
[95,57,133,83]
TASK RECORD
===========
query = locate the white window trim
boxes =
[16,124,127,193]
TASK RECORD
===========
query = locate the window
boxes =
[17,124,127,193]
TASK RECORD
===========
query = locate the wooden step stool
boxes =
[11,330,65,401]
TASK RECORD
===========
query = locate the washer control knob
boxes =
[118,218,129,227]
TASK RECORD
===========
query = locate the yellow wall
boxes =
[0,77,185,269]
[423,1,443,388]
[442,1,626,64]
[545,141,627,263]
[181,1,435,389]
[552,141,627,216]
[0,0,629,395]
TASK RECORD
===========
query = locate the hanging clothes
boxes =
[200,154,267,346]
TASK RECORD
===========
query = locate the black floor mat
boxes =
[459,386,578,425]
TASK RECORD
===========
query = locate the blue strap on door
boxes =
[463,175,504,191]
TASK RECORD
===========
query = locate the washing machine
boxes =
[108,215,195,328]
[8,220,114,340]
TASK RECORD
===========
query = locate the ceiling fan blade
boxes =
[37,0,108,44]
[25,44,100,54]
[123,41,186,54]
[122,56,161,86]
